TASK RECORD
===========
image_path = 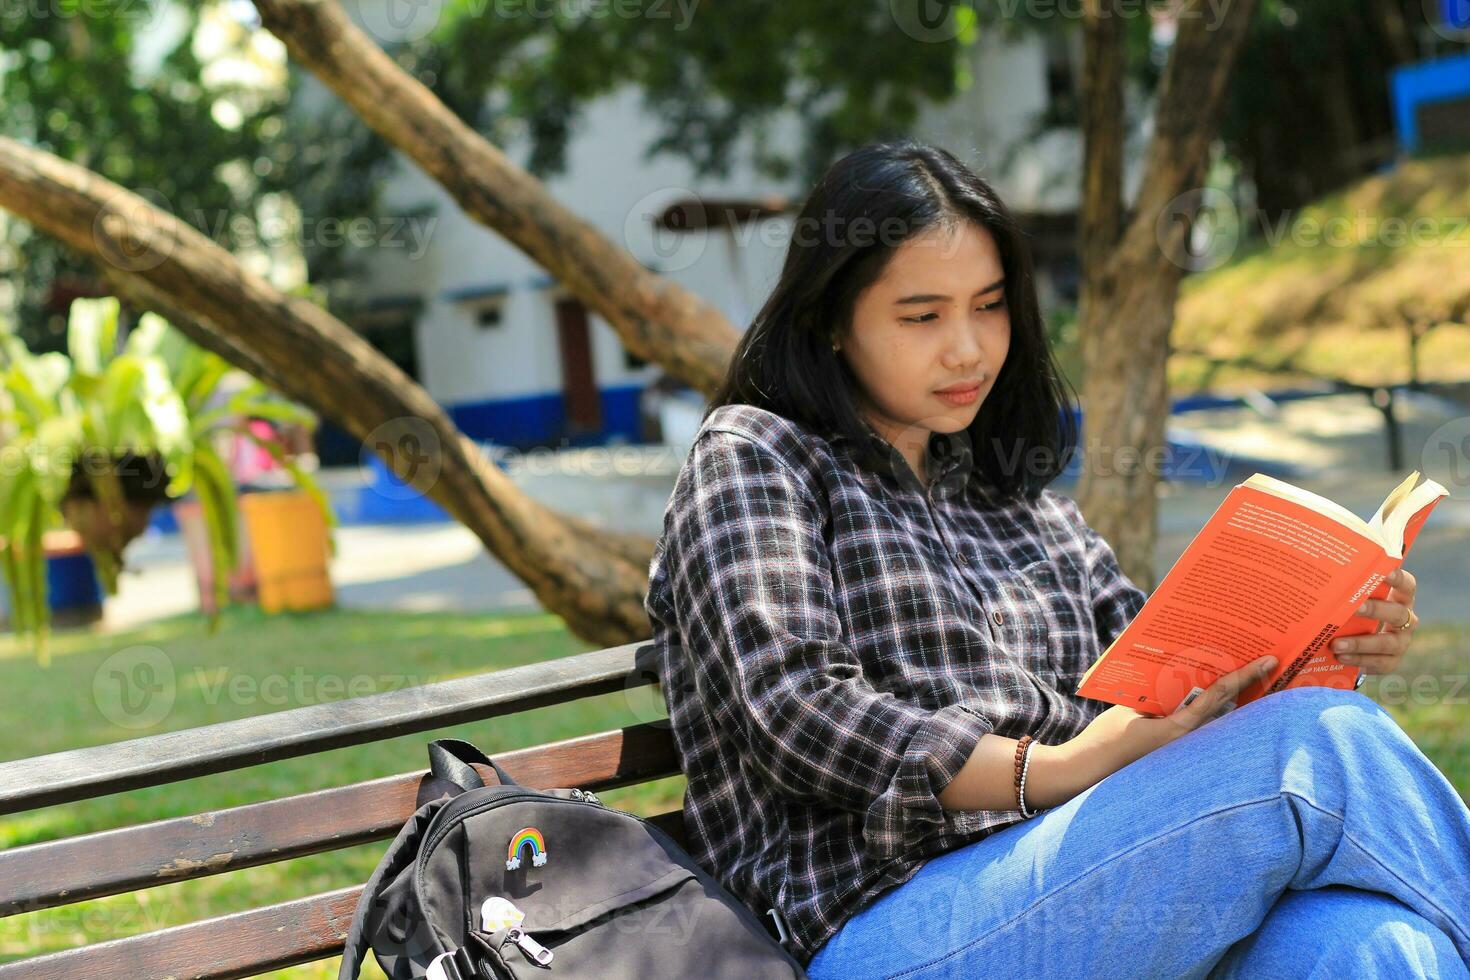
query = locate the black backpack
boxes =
[338,737,808,979]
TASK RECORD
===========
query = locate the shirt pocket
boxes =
[1006,557,1092,691]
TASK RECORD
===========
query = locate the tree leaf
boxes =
[67,297,121,379]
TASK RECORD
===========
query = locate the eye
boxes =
[902,298,1005,324]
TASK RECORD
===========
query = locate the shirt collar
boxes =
[830,418,973,496]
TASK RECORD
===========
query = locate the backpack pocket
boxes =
[472,867,701,977]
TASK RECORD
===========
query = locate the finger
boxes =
[1355,597,1413,629]
[1207,656,1278,706]
[1334,652,1404,675]
[1388,566,1417,601]
[1333,633,1404,658]
[1208,695,1238,720]
[1334,633,1416,667]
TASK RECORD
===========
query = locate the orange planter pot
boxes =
[239,490,335,614]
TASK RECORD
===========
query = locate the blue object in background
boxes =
[447,383,644,447]
[47,547,103,613]
[355,453,452,524]
[149,504,179,535]
[1443,0,1470,29]
[1390,52,1470,154]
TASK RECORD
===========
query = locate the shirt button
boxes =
[991,610,1005,627]
[956,551,970,565]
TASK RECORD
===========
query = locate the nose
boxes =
[942,320,984,372]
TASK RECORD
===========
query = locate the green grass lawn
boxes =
[0,607,1464,977]
[1169,153,1470,396]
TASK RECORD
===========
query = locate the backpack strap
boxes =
[425,945,486,980]
[425,930,510,979]
[427,738,517,792]
[337,800,446,980]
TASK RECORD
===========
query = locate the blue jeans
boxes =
[806,686,1470,979]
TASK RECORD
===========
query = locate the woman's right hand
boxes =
[1062,654,1280,784]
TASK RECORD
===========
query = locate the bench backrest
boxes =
[0,641,682,978]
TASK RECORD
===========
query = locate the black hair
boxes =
[705,138,1078,503]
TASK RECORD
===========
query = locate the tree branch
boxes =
[1115,0,1259,276]
[0,136,655,645]
[250,0,739,395]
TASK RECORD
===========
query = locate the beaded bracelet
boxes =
[1012,734,1042,818]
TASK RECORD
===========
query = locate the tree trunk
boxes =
[251,0,739,396]
[0,137,657,646]
[1367,0,1417,66]
[1077,0,1259,591]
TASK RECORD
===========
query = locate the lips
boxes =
[934,380,982,395]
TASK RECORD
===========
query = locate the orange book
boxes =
[1075,470,1449,716]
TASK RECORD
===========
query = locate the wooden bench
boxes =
[0,641,684,978]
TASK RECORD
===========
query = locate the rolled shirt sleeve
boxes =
[666,429,995,862]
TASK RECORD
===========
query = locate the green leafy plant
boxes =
[0,297,335,665]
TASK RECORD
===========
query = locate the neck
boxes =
[863,414,931,485]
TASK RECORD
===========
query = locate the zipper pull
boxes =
[506,926,554,966]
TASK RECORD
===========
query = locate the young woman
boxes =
[642,140,1470,978]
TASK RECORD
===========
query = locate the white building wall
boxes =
[360,79,806,412]
[329,1,1143,438]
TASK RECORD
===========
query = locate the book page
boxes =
[1243,472,1379,543]
[1075,482,1388,715]
[1380,476,1449,559]
[1313,476,1452,687]
[1368,471,1424,542]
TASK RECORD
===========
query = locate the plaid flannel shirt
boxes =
[643,404,1147,966]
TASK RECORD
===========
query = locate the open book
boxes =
[1074,470,1449,716]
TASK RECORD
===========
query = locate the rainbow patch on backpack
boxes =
[506,827,548,870]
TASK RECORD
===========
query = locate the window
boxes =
[475,302,504,329]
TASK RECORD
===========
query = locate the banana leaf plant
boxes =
[0,296,335,665]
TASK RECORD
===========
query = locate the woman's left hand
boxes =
[1332,567,1419,675]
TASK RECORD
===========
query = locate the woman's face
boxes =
[836,220,1010,481]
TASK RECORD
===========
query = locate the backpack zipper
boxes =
[571,787,604,807]
[503,926,554,966]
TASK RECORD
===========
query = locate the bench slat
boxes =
[0,885,362,980]
[0,811,687,980]
[1,724,680,916]
[0,642,661,815]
